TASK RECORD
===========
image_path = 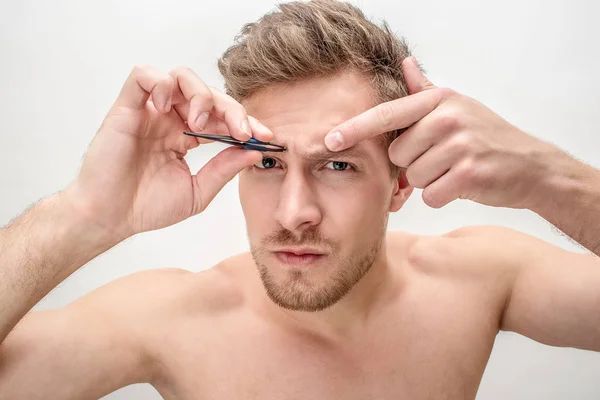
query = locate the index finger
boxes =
[324,88,452,152]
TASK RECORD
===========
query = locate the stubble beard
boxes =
[250,226,385,312]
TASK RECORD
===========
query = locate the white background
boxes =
[1,0,600,398]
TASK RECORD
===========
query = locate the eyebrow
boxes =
[297,147,372,162]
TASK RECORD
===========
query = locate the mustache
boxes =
[261,227,337,250]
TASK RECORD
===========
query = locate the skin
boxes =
[239,74,407,314]
[1,65,600,400]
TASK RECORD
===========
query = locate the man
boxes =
[1,0,600,399]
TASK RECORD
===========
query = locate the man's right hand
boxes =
[0,67,272,394]
[66,65,270,241]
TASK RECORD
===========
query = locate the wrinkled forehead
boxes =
[241,71,381,156]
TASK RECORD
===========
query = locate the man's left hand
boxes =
[324,56,563,210]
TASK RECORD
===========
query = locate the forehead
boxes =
[242,71,380,157]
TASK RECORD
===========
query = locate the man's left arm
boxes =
[528,152,600,256]
[324,56,600,256]
[459,226,600,351]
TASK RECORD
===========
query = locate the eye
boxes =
[325,161,351,171]
[254,157,279,169]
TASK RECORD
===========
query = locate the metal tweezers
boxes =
[183,131,286,152]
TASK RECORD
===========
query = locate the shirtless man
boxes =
[1,1,600,399]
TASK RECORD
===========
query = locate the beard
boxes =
[250,226,385,312]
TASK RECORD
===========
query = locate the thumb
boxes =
[193,147,262,214]
[402,57,437,95]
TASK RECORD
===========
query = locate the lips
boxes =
[273,248,326,266]
[277,247,324,256]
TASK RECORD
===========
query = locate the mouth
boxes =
[272,247,327,266]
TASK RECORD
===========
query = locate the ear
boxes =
[388,169,413,212]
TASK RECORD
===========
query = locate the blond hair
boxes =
[218,0,413,163]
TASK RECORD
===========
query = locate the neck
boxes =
[268,238,400,339]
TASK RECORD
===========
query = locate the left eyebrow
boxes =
[299,147,372,162]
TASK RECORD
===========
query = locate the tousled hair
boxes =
[218,0,414,172]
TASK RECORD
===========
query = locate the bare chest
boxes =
[153,293,499,400]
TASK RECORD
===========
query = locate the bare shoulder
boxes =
[73,252,254,323]
[387,225,549,279]
[438,224,596,272]
[0,259,256,397]
[192,252,257,312]
[386,226,549,322]
[68,267,199,326]
[443,224,536,241]
[440,224,564,262]
[72,267,193,310]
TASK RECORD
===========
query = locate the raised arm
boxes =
[0,191,118,343]
[527,154,600,256]
[448,225,600,351]
[324,56,600,256]
[0,268,191,399]
[0,65,271,395]
[499,228,600,350]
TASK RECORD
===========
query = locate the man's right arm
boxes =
[0,64,267,343]
[0,190,120,343]
[0,267,191,399]
[0,64,269,397]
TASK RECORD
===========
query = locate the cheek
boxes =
[321,171,391,205]
[318,180,390,233]
[239,174,280,236]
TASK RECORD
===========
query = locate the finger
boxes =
[421,166,468,208]
[402,56,437,95]
[185,115,231,140]
[192,147,262,214]
[115,65,175,113]
[174,111,233,150]
[171,101,222,137]
[209,88,253,141]
[404,137,462,189]
[178,118,268,154]
[387,107,461,168]
[172,99,190,125]
[169,67,215,132]
[199,119,231,137]
[180,118,271,157]
[174,99,271,142]
[248,116,274,142]
[386,124,429,169]
[324,88,451,152]
[179,120,230,151]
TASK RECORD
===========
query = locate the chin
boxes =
[249,228,385,311]
[254,256,374,312]
[263,279,347,312]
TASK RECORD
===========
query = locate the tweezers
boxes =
[183,131,286,152]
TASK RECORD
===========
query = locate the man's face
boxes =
[239,72,411,312]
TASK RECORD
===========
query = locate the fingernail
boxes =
[240,119,252,139]
[165,97,172,112]
[325,131,344,151]
[196,112,209,131]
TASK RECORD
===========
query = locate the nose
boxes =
[274,170,322,233]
